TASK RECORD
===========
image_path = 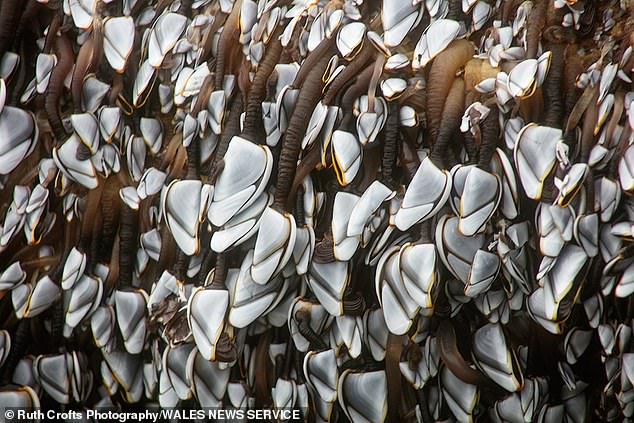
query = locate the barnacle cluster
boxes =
[1,0,634,421]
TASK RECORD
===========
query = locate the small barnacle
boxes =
[0,0,632,420]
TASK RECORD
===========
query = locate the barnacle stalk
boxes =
[0,0,633,420]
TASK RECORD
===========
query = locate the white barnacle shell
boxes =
[381,0,423,47]
[375,246,419,335]
[394,157,451,231]
[114,289,148,355]
[514,124,560,200]
[337,370,388,423]
[103,17,135,73]
[161,179,213,256]
[208,136,273,227]
[413,19,461,70]
[148,12,188,68]
[188,286,229,361]
[250,207,296,284]
[0,107,38,176]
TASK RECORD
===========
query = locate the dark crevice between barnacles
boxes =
[185,135,201,180]
[385,333,405,422]
[339,353,384,374]
[0,0,26,60]
[275,331,296,382]
[207,252,238,362]
[198,248,216,286]
[312,233,336,264]
[416,386,434,423]
[9,1,39,95]
[437,319,488,386]
[294,308,327,351]
[0,318,30,384]
[86,202,102,274]
[254,329,273,407]
[501,0,523,26]
[178,0,192,16]
[399,126,422,182]
[576,0,597,37]
[342,255,366,316]
[312,180,339,262]
[118,201,138,290]
[418,219,433,244]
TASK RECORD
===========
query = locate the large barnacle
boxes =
[0,0,633,421]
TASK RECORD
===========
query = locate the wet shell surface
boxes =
[0,0,633,421]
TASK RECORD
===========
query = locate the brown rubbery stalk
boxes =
[273,42,334,212]
[525,0,547,59]
[426,40,474,144]
[97,177,121,269]
[284,62,376,207]
[45,33,74,142]
[386,333,405,423]
[72,24,103,112]
[214,0,243,88]
[437,320,490,386]
[210,94,243,182]
[429,77,465,168]
[0,0,24,60]
[381,100,399,189]
[290,36,335,90]
[477,107,499,170]
[541,27,571,129]
[242,31,283,142]
[118,202,138,290]
[322,42,374,106]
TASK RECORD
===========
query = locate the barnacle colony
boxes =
[0,0,634,421]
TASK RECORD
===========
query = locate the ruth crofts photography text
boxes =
[7,408,302,422]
